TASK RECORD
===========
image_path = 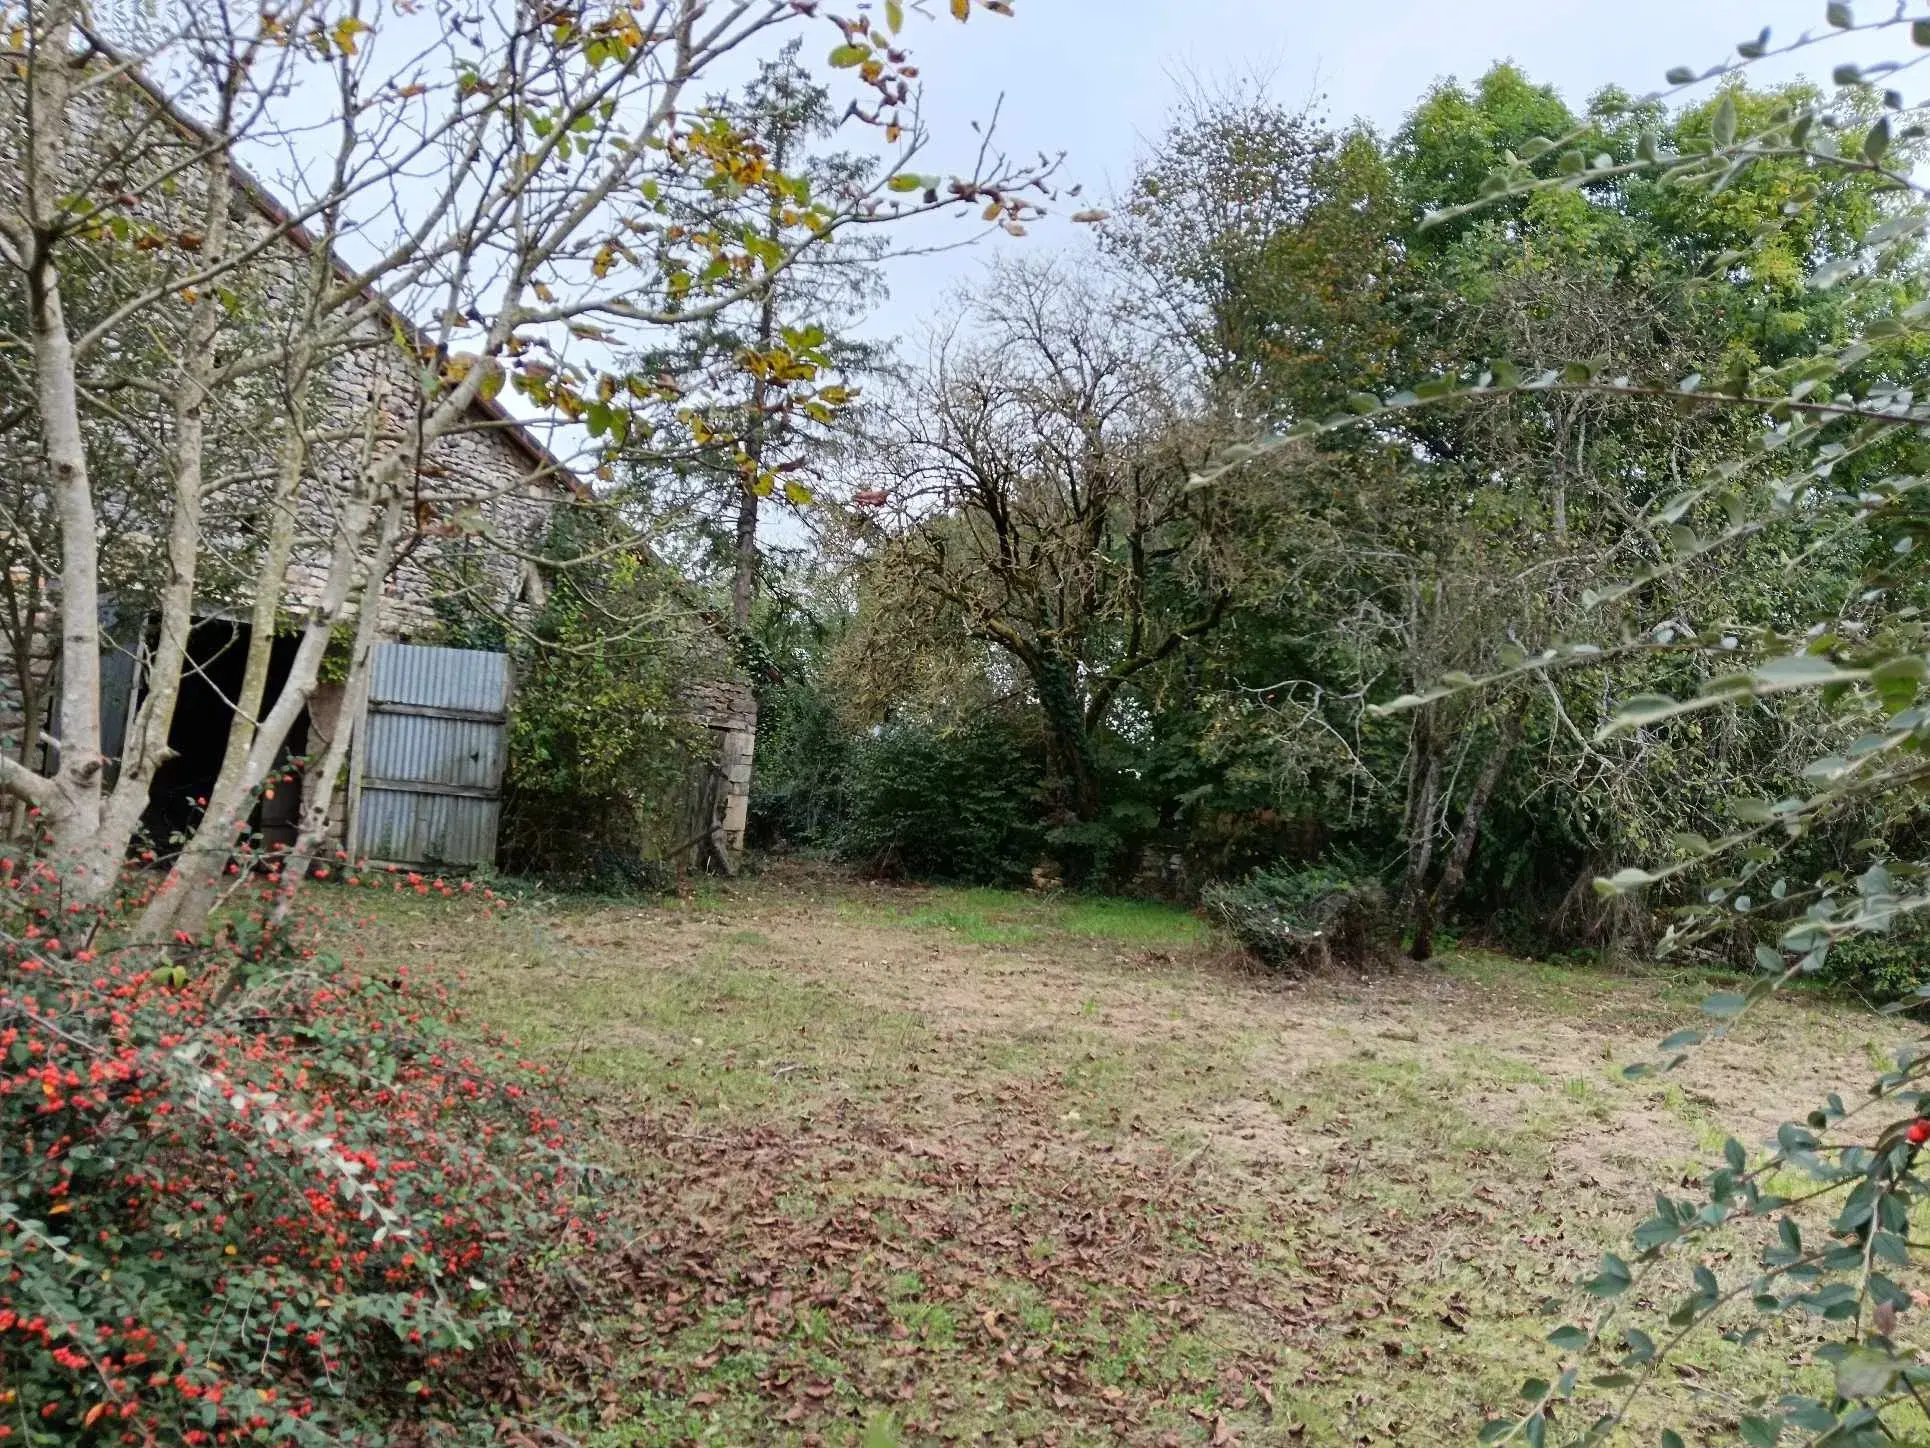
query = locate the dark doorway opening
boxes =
[140,619,309,854]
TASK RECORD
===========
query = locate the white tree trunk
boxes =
[269,492,404,929]
[20,3,105,865]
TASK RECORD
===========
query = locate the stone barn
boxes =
[0,73,756,871]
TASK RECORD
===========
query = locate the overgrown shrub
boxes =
[0,850,596,1444]
[1202,864,1388,970]
[497,532,706,885]
[837,714,1047,885]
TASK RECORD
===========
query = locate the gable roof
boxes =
[102,47,573,490]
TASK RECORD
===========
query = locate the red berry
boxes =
[1906,1119,1929,1146]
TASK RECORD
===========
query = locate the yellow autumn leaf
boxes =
[885,0,903,31]
[442,353,505,402]
[951,0,969,19]
[331,15,366,55]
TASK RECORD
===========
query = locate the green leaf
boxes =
[884,0,904,32]
[1584,1253,1633,1298]
[1701,992,1747,1018]
[1826,1,1853,27]
[1836,1346,1901,1399]
[828,43,871,67]
[1713,93,1738,147]
[887,173,924,193]
[1665,67,1697,86]
[1865,115,1892,163]
[1662,1431,1686,1448]
[1870,654,1926,686]
[1752,654,1853,688]
[1915,19,1930,45]
[1546,1325,1589,1351]
[1595,867,1656,897]
[1738,1415,1782,1448]
[1608,694,1680,728]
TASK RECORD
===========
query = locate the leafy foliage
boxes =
[836,713,1046,886]
[839,261,1245,857]
[1311,10,1930,1445]
[747,666,854,854]
[1818,916,1930,1000]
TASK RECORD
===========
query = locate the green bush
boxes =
[1816,916,1930,1001]
[748,673,854,850]
[837,714,1046,885]
[1202,864,1389,970]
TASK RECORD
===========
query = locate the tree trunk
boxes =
[139,370,388,942]
[77,142,239,903]
[265,493,404,936]
[1409,711,1522,963]
[719,276,782,860]
[728,125,788,634]
[19,29,239,900]
[730,481,760,631]
[1397,710,1442,922]
[1031,649,1101,821]
[19,2,106,867]
[729,286,777,634]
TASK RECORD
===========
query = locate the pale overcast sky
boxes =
[859,0,1909,338]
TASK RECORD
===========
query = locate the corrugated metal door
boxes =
[349,644,510,867]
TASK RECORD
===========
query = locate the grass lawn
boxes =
[342,864,1924,1446]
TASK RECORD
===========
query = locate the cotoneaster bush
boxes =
[0,832,599,1445]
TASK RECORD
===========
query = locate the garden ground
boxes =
[350,864,1922,1446]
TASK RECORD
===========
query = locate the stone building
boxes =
[0,70,757,866]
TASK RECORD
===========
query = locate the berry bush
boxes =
[0,846,598,1445]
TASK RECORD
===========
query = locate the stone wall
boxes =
[684,678,759,855]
